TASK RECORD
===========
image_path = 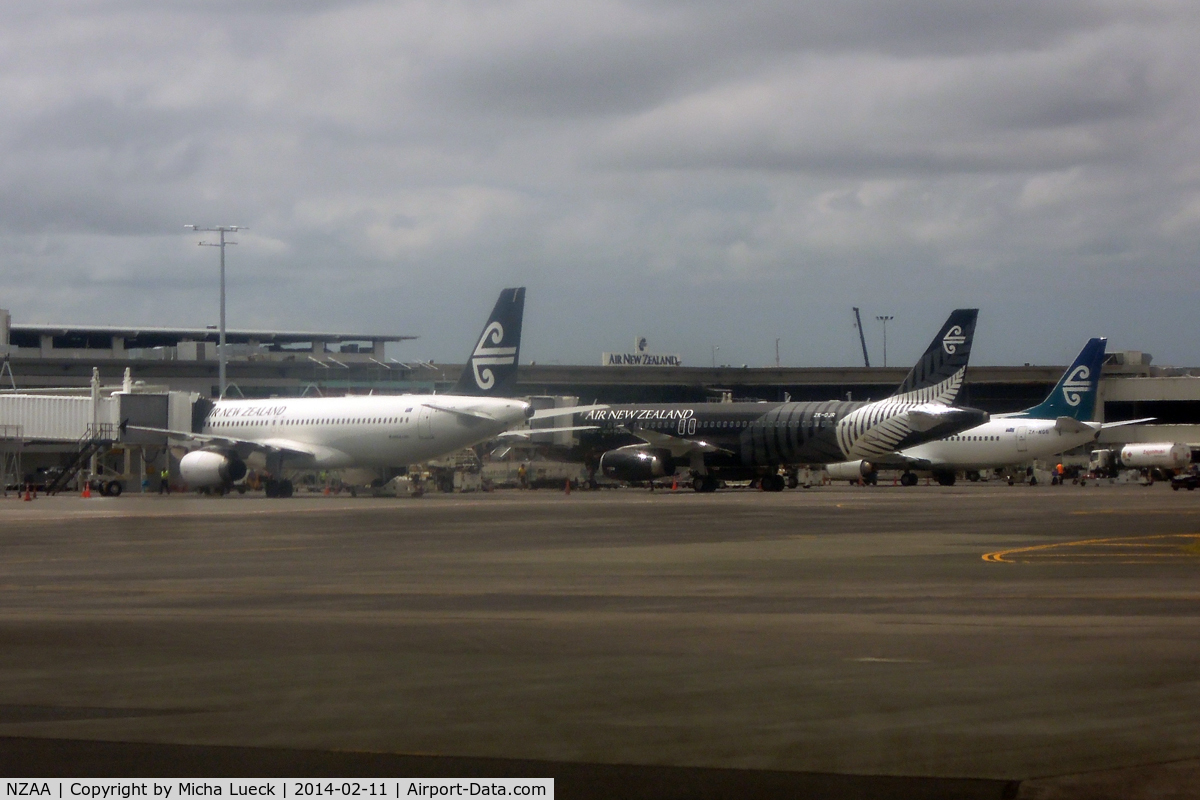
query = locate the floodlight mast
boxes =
[875,315,894,368]
[185,225,245,398]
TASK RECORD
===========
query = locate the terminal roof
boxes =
[10,324,415,347]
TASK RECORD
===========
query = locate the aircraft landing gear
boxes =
[692,475,719,493]
[761,474,785,492]
[899,472,919,487]
[934,471,956,487]
[265,479,294,498]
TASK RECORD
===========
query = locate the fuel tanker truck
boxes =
[1089,443,1193,481]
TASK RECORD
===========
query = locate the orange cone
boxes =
[24,485,31,502]
[671,478,678,491]
[82,482,92,499]
[564,478,571,495]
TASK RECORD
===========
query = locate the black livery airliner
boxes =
[581,310,987,491]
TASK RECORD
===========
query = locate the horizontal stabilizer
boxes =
[1054,416,1092,434]
[906,404,967,432]
[422,402,497,422]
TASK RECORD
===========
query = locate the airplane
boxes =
[135,288,589,496]
[580,309,990,492]
[862,337,1146,486]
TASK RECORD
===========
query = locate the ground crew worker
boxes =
[160,467,170,494]
[517,463,527,489]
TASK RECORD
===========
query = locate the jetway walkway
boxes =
[0,423,21,493]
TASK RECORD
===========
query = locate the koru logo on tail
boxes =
[942,326,966,355]
[1062,365,1092,407]
[470,321,517,390]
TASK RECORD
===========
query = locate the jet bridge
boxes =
[0,369,200,492]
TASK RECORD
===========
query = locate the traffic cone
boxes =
[82,482,91,499]
[23,485,31,502]
[564,478,571,495]
[671,478,678,491]
[323,485,331,496]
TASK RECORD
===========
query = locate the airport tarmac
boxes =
[1,484,1199,799]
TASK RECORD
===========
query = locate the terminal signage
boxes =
[602,352,682,367]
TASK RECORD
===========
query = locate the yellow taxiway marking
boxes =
[983,534,1200,564]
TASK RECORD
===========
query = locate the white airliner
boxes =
[136,288,592,496]
[871,338,1146,485]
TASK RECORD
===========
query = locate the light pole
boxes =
[875,315,894,367]
[186,225,244,398]
[712,345,720,368]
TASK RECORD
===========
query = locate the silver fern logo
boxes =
[470,321,517,390]
[942,325,966,355]
[1062,365,1092,407]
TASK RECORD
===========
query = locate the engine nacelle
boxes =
[1119,443,1191,470]
[825,460,875,482]
[599,447,675,482]
[179,450,247,488]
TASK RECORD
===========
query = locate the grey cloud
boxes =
[1,0,1199,368]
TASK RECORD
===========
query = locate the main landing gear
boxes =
[264,479,294,498]
[899,472,919,487]
[933,471,957,487]
[760,474,786,492]
[692,475,719,493]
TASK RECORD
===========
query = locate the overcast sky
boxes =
[2,1,1198,369]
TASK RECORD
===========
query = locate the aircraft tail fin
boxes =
[452,287,526,396]
[1008,337,1106,421]
[890,309,978,404]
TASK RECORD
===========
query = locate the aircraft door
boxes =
[1016,426,1028,452]
[418,406,434,439]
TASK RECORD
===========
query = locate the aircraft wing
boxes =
[624,426,734,458]
[529,404,609,421]
[1100,417,1155,429]
[126,425,329,461]
[870,453,937,471]
[497,425,598,438]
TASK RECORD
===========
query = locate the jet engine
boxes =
[825,460,875,482]
[599,447,675,482]
[179,450,248,488]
